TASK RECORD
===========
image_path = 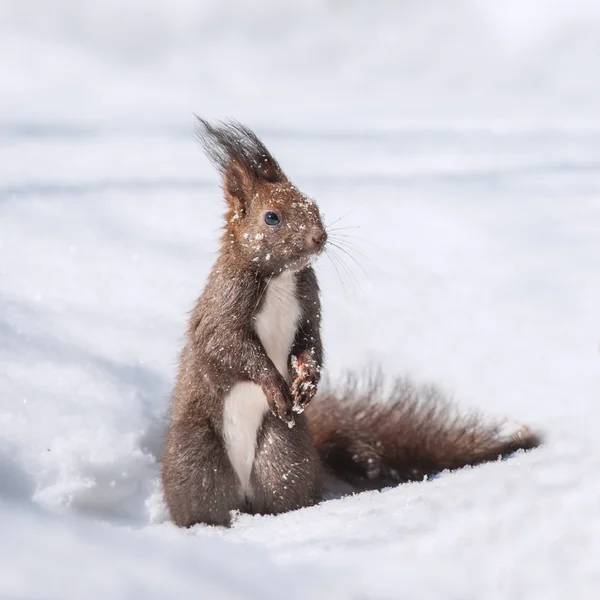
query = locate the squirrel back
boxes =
[162,120,541,528]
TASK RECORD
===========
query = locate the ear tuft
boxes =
[195,117,289,215]
[194,116,286,185]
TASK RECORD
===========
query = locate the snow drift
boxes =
[1,1,600,598]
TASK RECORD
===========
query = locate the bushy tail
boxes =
[306,371,541,493]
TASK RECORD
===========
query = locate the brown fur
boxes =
[162,119,326,527]
[162,119,541,528]
[308,371,541,494]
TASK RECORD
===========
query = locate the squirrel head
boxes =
[196,118,327,275]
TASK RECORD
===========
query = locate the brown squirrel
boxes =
[162,119,541,527]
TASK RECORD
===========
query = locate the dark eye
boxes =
[264,211,280,227]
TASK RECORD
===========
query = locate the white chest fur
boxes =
[253,271,302,377]
[222,271,301,496]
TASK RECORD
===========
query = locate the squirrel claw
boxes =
[291,376,317,410]
[271,404,295,426]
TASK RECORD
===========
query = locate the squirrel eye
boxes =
[264,211,280,227]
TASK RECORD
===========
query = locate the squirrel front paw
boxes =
[262,375,295,427]
[291,354,320,412]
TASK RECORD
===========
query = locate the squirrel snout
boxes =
[310,228,328,250]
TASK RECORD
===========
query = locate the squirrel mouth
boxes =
[285,249,323,271]
[281,237,327,272]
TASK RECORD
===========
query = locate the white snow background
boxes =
[1,1,600,598]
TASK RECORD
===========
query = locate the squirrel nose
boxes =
[310,228,328,248]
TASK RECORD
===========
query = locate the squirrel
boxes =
[162,119,541,527]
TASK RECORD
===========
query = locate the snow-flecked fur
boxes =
[163,119,542,528]
[309,372,541,493]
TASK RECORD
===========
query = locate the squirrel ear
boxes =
[223,162,253,216]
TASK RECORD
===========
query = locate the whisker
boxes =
[329,231,379,248]
[328,241,370,279]
[328,236,385,273]
[327,225,363,233]
[329,235,371,255]
[325,204,364,229]
[327,246,363,296]
[326,247,354,293]
[324,248,350,295]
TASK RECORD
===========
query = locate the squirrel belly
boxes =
[222,383,268,498]
[161,119,542,528]
[222,271,301,498]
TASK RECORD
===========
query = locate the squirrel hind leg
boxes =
[316,437,402,494]
[162,422,244,527]
[248,413,322,516]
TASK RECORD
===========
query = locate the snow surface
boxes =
[2,1,600,598]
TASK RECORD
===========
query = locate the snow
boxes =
[2,0,600,598]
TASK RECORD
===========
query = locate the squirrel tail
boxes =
[305,370,541,493]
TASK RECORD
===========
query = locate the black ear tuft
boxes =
[194,117,286,184]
